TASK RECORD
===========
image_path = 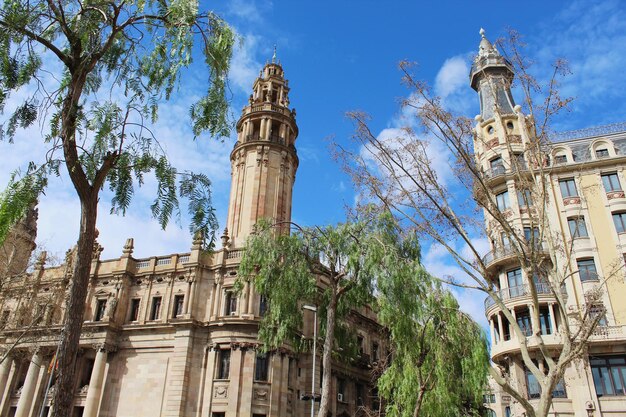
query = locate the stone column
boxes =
[83,346,109,417]
[497,314,504,340]
[188,276,197,318]
[0,357,13,398]
[241,281,250,315]
[15,350,42,417]
[489,318,496,345]
[248,282,256,316]
[510,309,517,340]
[548,303,557,333]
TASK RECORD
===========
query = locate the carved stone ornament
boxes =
[563,197,581,206]
[253,389,269,401]
[607,191,625,200]
[214,386,228,398]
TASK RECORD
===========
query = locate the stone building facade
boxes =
[472,31,626,416]
[0,59,381,417]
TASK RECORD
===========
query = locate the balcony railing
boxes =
[484,282,562,309]
[482,242,545,268]
[483,162,528,180]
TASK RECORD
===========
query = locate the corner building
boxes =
[472,32,626,416]
[0,59,381,417]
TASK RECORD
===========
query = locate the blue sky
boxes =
[1,0,626,323]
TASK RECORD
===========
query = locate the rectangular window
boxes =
[337,377,346,399]
[356,383,365,406]
[568,217,588,238]
[94,299,107,322]
[517,188,532,207]
[590,305,608,327]
[513,153,526,170]
[212,413,226,417]
[224,291,237,316]
[516,309,532,337]
[259,295,268,317]
[80,359,94,387]
[524,227,540,247]
[372,342,379,362]
[129,299,140,322]
[602,173,622,192]
[596,149,610,158]
[577,259,598,281]
[613,212,626,233]
[217,349,231,380]
[150,296,162,320]
[255,353,269,381]
[357,335,365,356]
[554,154,567,164]
[507,268,523,297]
[496,190,511,211]
[173,295,184,318]
[559,178,578,198]
[0,310,9,327]
[539,306,552,335]
[526,368,567,399]
[490,157,505,175]
[591,356,626,396]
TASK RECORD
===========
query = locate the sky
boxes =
[2,0,626,325]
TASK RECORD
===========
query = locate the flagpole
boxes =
[38,346,59,417]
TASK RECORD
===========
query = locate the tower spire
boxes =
[469,28,516,120]
[272,44,277,63]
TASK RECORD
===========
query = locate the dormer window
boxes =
[596,149,609,158]
[554,155,567,164]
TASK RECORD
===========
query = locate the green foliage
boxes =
[0,0,236,247]
[377,274,489,417]
[0,163,47,245]
[237,219,318,351]
[239,212,488,417]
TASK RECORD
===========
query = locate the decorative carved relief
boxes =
[607,191,625,200]
[214,385,228,398]
[254,389,269,401]
[563,197,581,206]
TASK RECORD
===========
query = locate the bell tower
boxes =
[226,52,299,248]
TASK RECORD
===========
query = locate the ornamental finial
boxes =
[479,28,486,38]
[272,44,277,63]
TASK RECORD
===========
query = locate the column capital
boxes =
[91,342,116,353]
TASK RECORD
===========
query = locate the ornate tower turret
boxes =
[470,28,516,120]
[226,52,299,248]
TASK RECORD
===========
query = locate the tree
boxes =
[0,2,235,415]
[336,31,613,417]
[377,275,488,417]
[237,213,489,417]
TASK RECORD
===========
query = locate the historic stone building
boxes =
[472,31,626,416]
[0,58,381,417]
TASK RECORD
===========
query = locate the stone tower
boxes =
[0,204,38,277]
[226,52,299,248]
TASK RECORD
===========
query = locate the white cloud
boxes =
[229,33,264,93]
[435,55,469,99]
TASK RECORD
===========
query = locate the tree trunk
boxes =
[52,196,98,417]
[318,291,337,417]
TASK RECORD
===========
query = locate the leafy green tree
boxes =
[378,283,489,417]
[0,1,235,415]
[238,214,489,417]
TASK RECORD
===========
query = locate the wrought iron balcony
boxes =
[484,282,564,309]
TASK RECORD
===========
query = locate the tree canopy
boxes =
[0,1,235,415]
[238,213,488,417]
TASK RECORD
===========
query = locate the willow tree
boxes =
[0,1,234,415]
[238,214,488,417]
